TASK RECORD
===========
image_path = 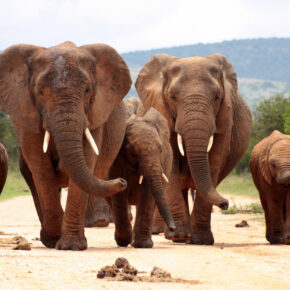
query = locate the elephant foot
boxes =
[56,232,87,251]
[40,229,61,248]
[132,238,153,248]
[165,221,191,243]
[268,235,285,245]
[115,230,132,247]
[190,228,214,245]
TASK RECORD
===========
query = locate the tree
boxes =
[235,93,290,174]
[0,111,18,165]
[283,105,290,134]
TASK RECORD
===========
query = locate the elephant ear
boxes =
[0,44,43,132]
[80,44,131,129]
[258,136,272,185]
[206,53,238,134]
[135,54,177,129]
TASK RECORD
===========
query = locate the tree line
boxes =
[0,92,289,172]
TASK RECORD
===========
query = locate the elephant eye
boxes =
[170,95,176,101]
[215,95,220,100]
[85,87,90,94]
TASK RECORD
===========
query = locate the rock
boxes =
[122,263,137,275]
[235,220,249,228]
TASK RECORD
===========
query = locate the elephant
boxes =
[250,130,290,244]
[135,53,252,244]
[0,143,8,194]
[85,97,141,228]
[108,102,176,248]
[0,41,131,250]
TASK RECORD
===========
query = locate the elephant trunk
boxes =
[147,168,176,230]
[0,144,8,194]
[50,114,126,197]
[182,114,228,210]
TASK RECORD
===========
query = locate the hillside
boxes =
[122,38,290,108]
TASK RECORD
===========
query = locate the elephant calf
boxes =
[109,107,176,248]
[250,130,290,244]
[0,143,8,194]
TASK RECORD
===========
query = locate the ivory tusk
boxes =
[139,175,143,185]
[207,135,214,152]
[43,131,50,153]
[177,134,185,156]
[162,173,169,183]
[85,128,99,156]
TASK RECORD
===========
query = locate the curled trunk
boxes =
[51,116,126,197]
[183,125,228,210]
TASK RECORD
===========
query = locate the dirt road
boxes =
[0,195,289,289]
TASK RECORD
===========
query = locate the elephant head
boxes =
[135,53,240,209]
[0,42,131,197]
[255,130,290,188]
[125,107,175,230]
[0,143,8,194]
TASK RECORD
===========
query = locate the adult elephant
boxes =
[0,143,8,194]
[0,42,131,250]
[135,53,252,244]
[250,130,290,244]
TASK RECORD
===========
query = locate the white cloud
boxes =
[0,0,289,52]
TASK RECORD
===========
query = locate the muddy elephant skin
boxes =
[135,53,252,244]
[109,104,175,248]
[250,130,290,244]
[0,42,131,250]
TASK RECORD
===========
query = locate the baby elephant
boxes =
[109,107,176,248]
[0,143,8,194]
[250,130,290,244]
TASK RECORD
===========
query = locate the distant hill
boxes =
[122,38,290,109]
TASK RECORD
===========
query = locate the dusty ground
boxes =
[0,194,289,290]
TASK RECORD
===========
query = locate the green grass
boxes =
[222,202,264,215]
[0,169,29,201]
[217,173,258,197]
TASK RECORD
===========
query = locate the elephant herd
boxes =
[0,41,289,250]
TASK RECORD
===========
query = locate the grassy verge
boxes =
[222,202,263,215]
[0,169,29,201]
[217,173,258,197]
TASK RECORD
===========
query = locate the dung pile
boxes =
[0,232,31,250]
[97,257,200,284]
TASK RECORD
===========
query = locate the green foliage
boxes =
[0,169,29,201]
[235,93,290,173]
[217,173,258,197]
[283,105,290,134]
[0,111,18,166]
[222,202,263,215]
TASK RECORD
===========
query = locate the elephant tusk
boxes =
[207,135,214,152]
[162,173,169,183]
[139,175,143,185]
[85,128,99,156]
[43,130,50,153]
[177,134,185,156]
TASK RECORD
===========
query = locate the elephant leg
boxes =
[164,163,191,242]
[285,192,290,244]
[132,186,155,248]
[190,191,214,245]
[21,134,63,248]
[258,190,271,242]
[111,191,132,247]
[266,191,285,244]
[85,196,111,227]
[56,182,88,250]
[19,150,43,225]
[152,207,165,234]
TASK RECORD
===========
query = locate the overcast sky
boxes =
[1,0,290,53]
